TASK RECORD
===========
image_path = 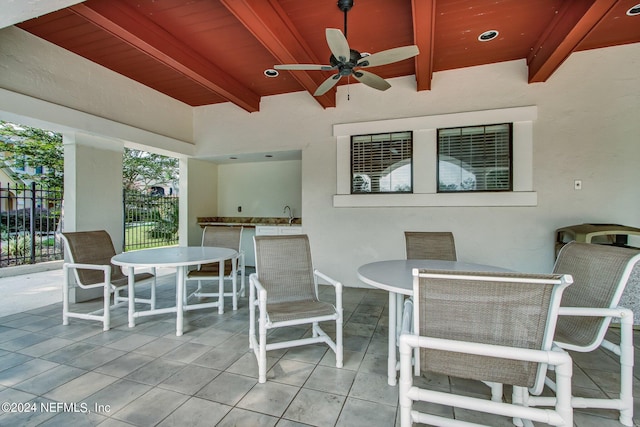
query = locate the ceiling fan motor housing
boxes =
[330,49,363,75]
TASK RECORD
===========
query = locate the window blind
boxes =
[351,132,412,193]
[437,124,511,192]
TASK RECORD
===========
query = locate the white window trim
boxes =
[333,106,537,207]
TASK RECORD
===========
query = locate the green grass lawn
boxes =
[125,223,178,251]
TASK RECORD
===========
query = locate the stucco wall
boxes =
[194,43,640,287]
[217,160,302,219]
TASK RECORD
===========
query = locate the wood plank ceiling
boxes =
[16,0,640,112]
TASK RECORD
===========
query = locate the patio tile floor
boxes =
[0,270,637,426]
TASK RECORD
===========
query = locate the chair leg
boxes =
[511,386,525,427]
[240,264,246,297]
[102,284,111,331]
[399,338,414,427]
[62,265,70,326]
[232,258,238,310]
[336,315,343,368]
[488,382,503,402]
[258,308,267,383]
[113,288,121,306]
[249,281,256,350]
[618,317,634,426]
[150,267,157,310]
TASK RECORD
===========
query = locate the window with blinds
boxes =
[351,132,412,193]
[437,124,512,192]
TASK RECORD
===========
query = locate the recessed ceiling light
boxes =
[478,30,499,42]
[627,4,640,16]
[264,69,279,77]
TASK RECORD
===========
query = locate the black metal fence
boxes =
[0,184,178,266]
[0,182,64,267]
[123,190,179,251]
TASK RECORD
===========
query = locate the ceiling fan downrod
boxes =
[337,0,354,38]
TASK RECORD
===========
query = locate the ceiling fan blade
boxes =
[325,28,350,62]
[356,45,420,68]
[274,64,333,71]
[352,70,391,91]
[314,74,342,96]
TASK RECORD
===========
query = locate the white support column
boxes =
[63,132,124,302]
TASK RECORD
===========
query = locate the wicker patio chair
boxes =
[249,234,343,383]
[186,226,245,312]
[525,242,640,426]
[399,269,573,427]
[404,231,457,260]
[61,230,156,331]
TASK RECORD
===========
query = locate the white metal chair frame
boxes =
[249,234,343,383]
[524,242,640,427]
[61,230,156,331]
[399,269,574,427]
[186,226,245,312]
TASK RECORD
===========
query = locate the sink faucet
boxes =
[283,205,294,224]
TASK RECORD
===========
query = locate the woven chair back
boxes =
[254,234,317,304]
[202,226,242,251]
[553,241,640,348]
[199,226,242,274]
[62,230,125,285]
[416,269,566,389]
[405,232,457,261]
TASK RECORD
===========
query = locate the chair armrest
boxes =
[313,270,342,311]
[313,269,342,290]
[66,262,110,272]
[63,262,111,289]
[399,334,571,368]
[249,272,268,314]
[249,273,266,296]
[558,306,633,319]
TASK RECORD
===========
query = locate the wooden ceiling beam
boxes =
[69,1,261,112]
[220,0,336,109]
[411,0,436,91]
[527,0,619,83]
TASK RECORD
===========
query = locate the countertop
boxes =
[197,216,301,227]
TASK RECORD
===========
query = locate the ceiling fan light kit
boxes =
[274,0,419,97]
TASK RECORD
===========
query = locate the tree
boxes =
[0,121,63,189]
[122,148,179,192]
[0,121,179,191]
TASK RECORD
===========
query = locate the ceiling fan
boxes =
[274,0,420,97]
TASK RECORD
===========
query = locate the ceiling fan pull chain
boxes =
[347,75,351,100]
